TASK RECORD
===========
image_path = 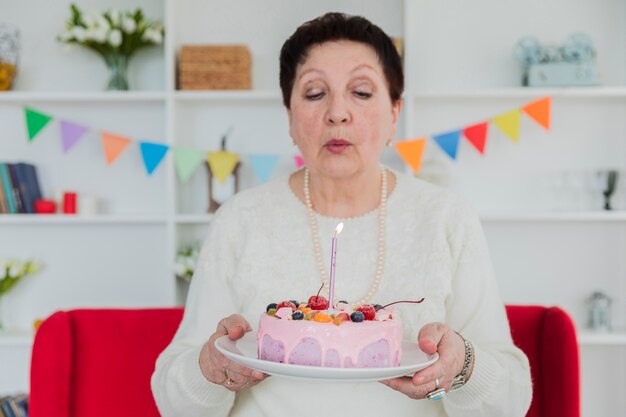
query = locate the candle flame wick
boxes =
[334,222,344,237]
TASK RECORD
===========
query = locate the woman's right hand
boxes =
[199,314,268,391]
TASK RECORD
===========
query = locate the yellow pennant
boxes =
[492,109,521,142]
[207,151,240,183]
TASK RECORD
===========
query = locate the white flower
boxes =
[71,27,87,42]
[96,15,110,31]
[108,29,122,47]
[109,9,120,26]
[83,13,97,29]
[142,28,162,44]
[122,17,136,34]
[174,263,186,276]
[91,28,108,43]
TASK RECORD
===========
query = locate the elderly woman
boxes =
[152,12,532,417]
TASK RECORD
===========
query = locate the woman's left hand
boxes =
[380,322,466,400]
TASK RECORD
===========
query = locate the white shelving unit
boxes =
[1,0,625,415]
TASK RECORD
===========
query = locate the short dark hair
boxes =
[279,12,404,109]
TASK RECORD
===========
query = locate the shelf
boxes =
[0,91,167,103]
[174,214,214,224]
[479,211,626,222]
[410,86,626,99]
[578,331,626,346]
[0,214,167,225]
[174,90,282,103]
[0,331,33,347]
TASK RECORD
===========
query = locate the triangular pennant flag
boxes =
[433,130,462,160]
[139,142,169,175]
[249,154,279,183]
[522,96,551,130]
[101,132,132,165]
[394,138,427,174]
[59,120,89,153]
[207,151,240,183]
[174,147,206,183]
[294,155,305,168]
[463,122,489,154]
[24,107,53,141]
[492,109,521,142]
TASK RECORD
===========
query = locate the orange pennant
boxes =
[522,97,551,130]
[463,122,488,154]
[394,138,427,174]
[101,132,132,165]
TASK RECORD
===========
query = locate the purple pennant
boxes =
[60,120,89,153]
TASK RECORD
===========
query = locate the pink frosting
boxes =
[257,314,403,367]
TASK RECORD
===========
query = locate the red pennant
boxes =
[463,122,488,154]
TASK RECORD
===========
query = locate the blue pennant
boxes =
[140,142,169,175]
[249,154,279,183]
[433,130,462,160]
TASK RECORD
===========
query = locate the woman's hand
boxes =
[380,322,468,399]
[199,314,268,391]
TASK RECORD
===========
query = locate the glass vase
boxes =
[104,53,129,91]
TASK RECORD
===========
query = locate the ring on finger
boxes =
[427,377,446,401]
[223,369,235,386]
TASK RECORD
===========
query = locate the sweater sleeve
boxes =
[441,201,533,417]
[151,202,242,417]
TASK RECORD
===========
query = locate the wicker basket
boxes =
[178,45,251,90]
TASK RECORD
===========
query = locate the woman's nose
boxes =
[326,94,351,125]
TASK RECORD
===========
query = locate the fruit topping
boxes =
[333,312,350,326]
[292,311,304,320]
[356,304,376,321]
[350,311,364,322]
[304,311,317,321]
[313,312,333,323]
[266,303,278,312]
[276,301,297,312]
[308,295,329,310]
[267,308,277,317]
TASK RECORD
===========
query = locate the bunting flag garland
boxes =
[174,147,206,183]
[59,120,89,153]
[140,142,169,175]
[492,109,521,142]
[463,122,488,154]
[101,132,132,165]
[522,97,551,130]
[395,138,427,174]
[207,151,240,183]
[294,155,305,168]
[24,107,53,142]
[19,96,552,185]
[249,154,279,183]
[433,130,462,160]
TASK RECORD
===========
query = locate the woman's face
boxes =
[288,40,401,179]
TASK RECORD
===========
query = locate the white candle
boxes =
[328,222,344,311]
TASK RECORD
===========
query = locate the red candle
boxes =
[63,192,77,214]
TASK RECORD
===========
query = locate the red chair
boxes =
[29,306,580,417]
[505,305,580,417]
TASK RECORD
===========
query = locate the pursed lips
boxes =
[324,139,352,153]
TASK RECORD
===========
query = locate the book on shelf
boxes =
[0,162,43,215]
[0,393,28,417]
[0,163,17,214]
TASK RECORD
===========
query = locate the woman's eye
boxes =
[305,91,324,100]
[354,90,372,99]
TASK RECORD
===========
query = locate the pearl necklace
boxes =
[304,167,387,306]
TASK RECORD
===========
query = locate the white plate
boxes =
[214,332,439,382]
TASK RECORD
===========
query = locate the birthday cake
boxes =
[257,295,403,368]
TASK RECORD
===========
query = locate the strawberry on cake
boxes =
[257,294,406,368]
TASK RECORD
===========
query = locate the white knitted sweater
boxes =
[152,170,532,417]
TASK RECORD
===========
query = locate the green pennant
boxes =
[174,147,206,183]
[24,107,53,142]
